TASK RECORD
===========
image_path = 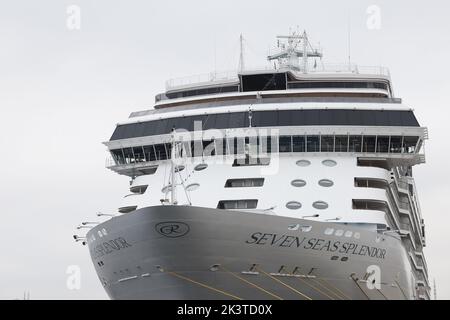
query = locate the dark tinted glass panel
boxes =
[229,112,245,128]
[404,136,418,154]
[111,149,125,165]
[109,110,420,141]
[292,135,305,152]
[376,136,389,153]
[203,114,217,130]
[321,135,334,152]
[255,111,277,127]
[241,73,286,92]
[123,147,134,164]
[304,110,320,125]
[362,136,376,153]
[278,110,293,126]
[374,111,387,126]
[217,199,258,209]
[389,111,404,126]
[402,112,419,127]
[165,118,178,133]
[279,136,292,152]
[175,117,191,132]
[153,119,168,135]
[133,146,145,162]
[143,145,157,161]
[154,144,168,160]
[307,135,320,152]
[141,122,156,136]
[347,111,362,125]
[349,135,362,152]
[390,136,402,153]
[360,111,374,126]
[320,111,334,125]
[335,136,348,152]
[215,113,230,129]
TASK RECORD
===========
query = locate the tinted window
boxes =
[229,112,245,128]
[110,110,420,141]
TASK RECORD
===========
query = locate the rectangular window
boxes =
[376,136,389,153]
[133,146,145,162]
[233,157,270,167]
[111,149,125,165]
[335,136,348,152]
[292,135,306,152]
[403,136,419,154]
[217,199,258,209]
[349,135,362,152]
[390,136,402,153]
[225,178,264,188]
[122,147,135,164]
[321,135,334,152]
[306,135,320,152]
[154,144,168,160]
[143,145,156,162]
[279,136,292,152]
[362,136,376,153]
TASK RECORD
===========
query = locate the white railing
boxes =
[165,70,239,91]
[164,64,391,91]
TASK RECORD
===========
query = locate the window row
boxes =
[110,134,420,165]
[110,109,420,141]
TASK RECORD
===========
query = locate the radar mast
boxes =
[267,29,322,73]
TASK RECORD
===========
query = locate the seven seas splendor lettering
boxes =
[245,232,386,259]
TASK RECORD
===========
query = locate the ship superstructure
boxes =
[79,31,430,300]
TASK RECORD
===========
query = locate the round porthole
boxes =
[322,159,337,167]
[312,201,329,210]
[186,183,200,191]
[175,165,185,172]
[318,179,334,187]
[161,185,172,193]
[286,201,302,210]
[296,160,311,167]
[291,179,307,187]
[194,163,208,171]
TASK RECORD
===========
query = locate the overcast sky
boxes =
[0,0,449,299]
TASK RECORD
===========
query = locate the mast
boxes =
[238,34,245,72]
[170,129,177,205]
[302,30,308,73]
[267,30,322,73]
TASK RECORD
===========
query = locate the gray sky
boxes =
[0,0,449,299]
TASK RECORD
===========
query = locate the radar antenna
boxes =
[238,34,245,72]
[267,29,322,73]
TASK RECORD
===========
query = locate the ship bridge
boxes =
[153,30,394,110]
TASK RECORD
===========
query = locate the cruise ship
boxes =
[77,31,430,300]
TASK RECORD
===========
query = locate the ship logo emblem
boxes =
[155,222,190,238]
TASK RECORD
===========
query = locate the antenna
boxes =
[170,128,177,205]
[238,34,245,72]
[347,15,352,71]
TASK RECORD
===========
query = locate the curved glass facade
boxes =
[110,109,420,141]
[110,134,420,166]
